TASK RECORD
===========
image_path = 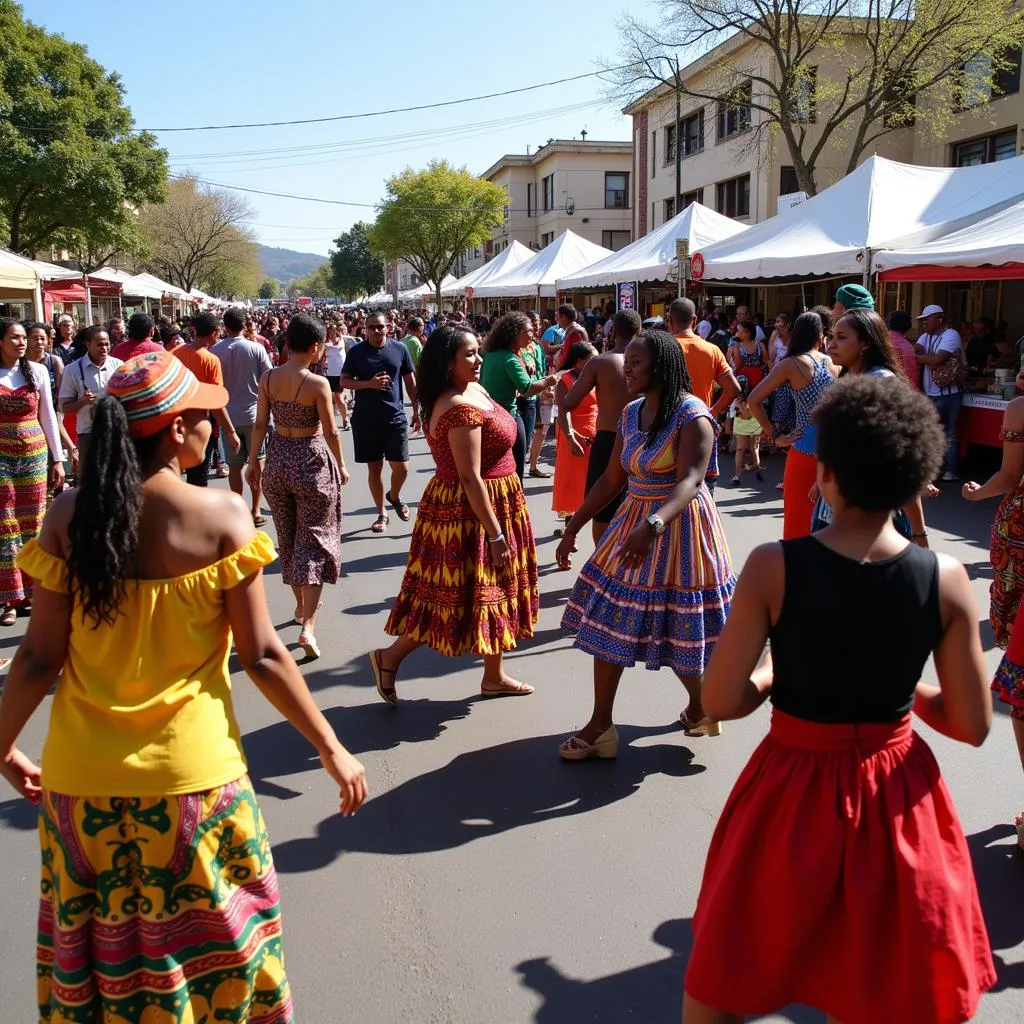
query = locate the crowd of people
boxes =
[0,285,1017,1024]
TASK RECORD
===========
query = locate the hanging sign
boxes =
[617,282,637,310]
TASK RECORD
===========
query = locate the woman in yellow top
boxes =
[0,350,367,1024]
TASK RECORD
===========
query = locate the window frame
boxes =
[680,189,702,209]
[680,109,705,158]
[715,174,751,218]
[601,230,632,251]
[604,171,630,210]
[542,174,554,212]
[664,123,677,165]
[952,128,1018,166]
[716,81,752,141]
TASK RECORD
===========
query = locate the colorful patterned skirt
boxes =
[385,472,539,656]
[37,776,293,1023]
[685,711,996,1024]
[993,599,1024,719]
[0,418,47,605]
[989,481,1024,648]
[561,480,734,674]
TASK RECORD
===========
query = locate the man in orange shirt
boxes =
[668,297,740,417]
[175,311,241,486]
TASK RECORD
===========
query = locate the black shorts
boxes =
[352,420,409,463]
[585,429,626,524]
[327,375,342,394]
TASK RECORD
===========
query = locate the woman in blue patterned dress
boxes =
[554,330,735,759]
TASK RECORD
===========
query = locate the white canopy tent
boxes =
[873,195,1024,277]
[361,289,393,306]
[556,204,747,290]
[0,250,81,282]
[399,275,459,303]
[0,249,44,317]
[442,241,534,296]
[692,154,1024,283]
[133,272,194,303]
[473,230,614,299]
[92,267,165,300]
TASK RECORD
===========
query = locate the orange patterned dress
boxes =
[385,400,539,655]
[990,427,1024,647]
[551,369,598,517]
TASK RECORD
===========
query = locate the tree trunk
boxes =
[435,283,443,312]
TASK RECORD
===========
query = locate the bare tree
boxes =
[139,176,258,292]
[604,0,1024,195]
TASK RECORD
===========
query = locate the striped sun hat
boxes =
[107,350,228,438]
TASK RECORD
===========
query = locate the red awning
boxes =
[876,263,1024,282]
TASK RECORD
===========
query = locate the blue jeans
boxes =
[929,392,962,476]
[517,396,538,451]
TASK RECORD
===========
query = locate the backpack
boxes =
[929,334,967,391]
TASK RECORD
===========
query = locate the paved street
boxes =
[1,429,1023,1024]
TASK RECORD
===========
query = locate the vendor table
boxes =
[958,393,1009,455]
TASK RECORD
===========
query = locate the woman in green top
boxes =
[480,312,558,479]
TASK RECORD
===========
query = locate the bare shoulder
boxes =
[192,487,257,555]
[38,488,78,556]
[740,542,785,583]
[935,550,972,603]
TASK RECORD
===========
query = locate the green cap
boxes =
[835,284,875,311]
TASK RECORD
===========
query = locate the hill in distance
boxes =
[258,245,328,284]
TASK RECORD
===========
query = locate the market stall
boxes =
[443,241,534,310]
[0,249,43,318]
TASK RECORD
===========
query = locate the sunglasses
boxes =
[367,324,387,330]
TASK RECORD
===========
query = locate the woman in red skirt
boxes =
[991,601,1024,849]
[685,375,996,1024]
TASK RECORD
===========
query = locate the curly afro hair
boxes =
[813,375,945,512]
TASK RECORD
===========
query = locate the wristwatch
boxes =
[646,514,666,536]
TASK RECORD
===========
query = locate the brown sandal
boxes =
[369,649,398,706]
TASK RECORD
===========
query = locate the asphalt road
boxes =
[1,427,1022,1024]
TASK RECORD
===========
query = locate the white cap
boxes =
[916,304,944,319]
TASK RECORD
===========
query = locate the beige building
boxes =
[459,140,633,275]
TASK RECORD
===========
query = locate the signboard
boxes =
[691,252,705,281]
[676,238,690,261]
[616,281,637,311]
[778,190,808,215]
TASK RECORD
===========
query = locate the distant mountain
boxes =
[258,245,328,284]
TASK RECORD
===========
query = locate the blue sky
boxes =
[23,0,638,256]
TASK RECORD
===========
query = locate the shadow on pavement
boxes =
[514,918,818,1023]
[0,797,38,832]
[269,724,706,871]
[967,824,1024,992]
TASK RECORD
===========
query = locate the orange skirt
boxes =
[782,448,816,539]
[685,710,995,1023]
[551,430,593,517]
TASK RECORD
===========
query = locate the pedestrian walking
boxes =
[248,313,349,661]
[555,330,735,759]
[370,325,540,704]
[685,375,995,1024]
[58,325,123,469]
[340,310,420,534]
[551,341,598,531]
[211,306,274,526]
[0,350,366,1024]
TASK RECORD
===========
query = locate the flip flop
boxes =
[480,680,535,698]
[253,514,267,528]
[369,649,398,706]
[679,710,723,737]
[387,492,410,522]
[371,513,389,534]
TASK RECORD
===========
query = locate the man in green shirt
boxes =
[400,316,425,370]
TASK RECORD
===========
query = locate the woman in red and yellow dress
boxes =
[370,325,540,703]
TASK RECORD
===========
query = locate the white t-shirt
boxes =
[754,324,767,344]
[696,318,713,340]
[920,328,962,397]
[325,341,345,376]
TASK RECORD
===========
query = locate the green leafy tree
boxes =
[0,0,168,252]
[369,160,506,307]
[139,176,260,294]
[329,221,383,299]
[289,263,335,299]
[606,0,1024,196]
[258,278,280,300]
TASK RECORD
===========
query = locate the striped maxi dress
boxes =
[562,395,735,674]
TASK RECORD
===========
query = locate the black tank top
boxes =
[769,537,943,723]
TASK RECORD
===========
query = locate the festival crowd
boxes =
[0,284,1018,1023]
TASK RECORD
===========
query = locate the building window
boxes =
[681,110,705,157]
[664,197,675,221]
[717,82,752,140]
[605,172,629,209]
[953,129,1018,166]
[665,123,676,164]
[542,174,554,212]
[527,182,533,218]
[960,50,1022,108]
[651,130,657,177]
[540,231,555,247]
[681,189,702,209]
[788,67,817,123]
[602,230,632,250]
[716,174,751,217]
[780,166,800,196]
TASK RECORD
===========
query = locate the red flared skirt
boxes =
[782,447,816,539]
[685,710,995,1024]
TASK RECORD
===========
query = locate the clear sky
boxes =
[22,0,637,257]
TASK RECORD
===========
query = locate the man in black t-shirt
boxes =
[340,311,420,534]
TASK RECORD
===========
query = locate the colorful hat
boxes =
[835,283,875,311]
[107,350,228,438]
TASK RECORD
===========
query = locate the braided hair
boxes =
[638,329,692,449]
[67,395,163,627]
[0,318,38,394]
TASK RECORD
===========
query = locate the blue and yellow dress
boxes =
[562,395,735,674]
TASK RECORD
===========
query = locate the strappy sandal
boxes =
[298,630,321,660]
[369,649,398,706]
[371,513,389,534]
[480,679,535,698]
[559,725,618,760]
[387,492,410,521]
[0,607,16,627]
[253,514,267,528]
[679,710,723,737]
[528,467,551,478]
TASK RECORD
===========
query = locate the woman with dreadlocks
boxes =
[555,330,735,759]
